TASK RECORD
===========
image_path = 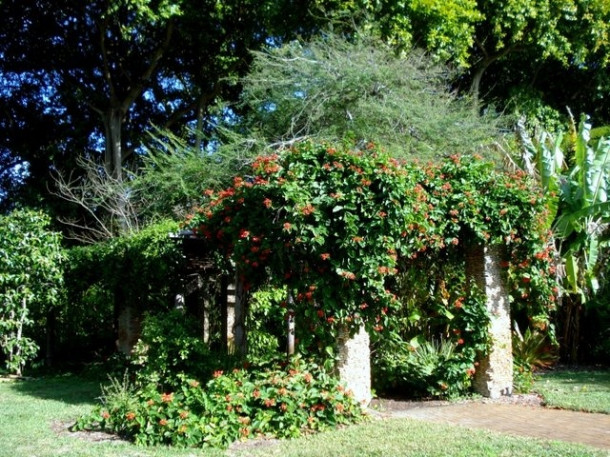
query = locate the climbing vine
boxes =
[186,142,557,354]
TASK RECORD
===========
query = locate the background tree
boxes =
[134,32,509,221]
[0,209,64,375]
[0,0,324,218]
[315,0,610,121]
[238,33,505,161]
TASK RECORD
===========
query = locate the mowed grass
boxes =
[0,373,607,457]
[534,369,610,414]
[0,375,223,457]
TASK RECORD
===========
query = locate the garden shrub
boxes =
[512,324,558,392]
[131,310,239,391]
[0,208,64,375]
[74,357,364,449]
[60,220,182,364]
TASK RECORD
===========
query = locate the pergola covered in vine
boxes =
[186,142,557,403]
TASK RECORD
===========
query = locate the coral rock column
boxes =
[466,243,513,398]
[336,325,372,405]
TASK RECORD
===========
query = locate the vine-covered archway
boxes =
[186,142,557,402]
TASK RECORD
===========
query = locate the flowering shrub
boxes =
[188,141,435,350]
[74,357,363,449]
[188,143,556,339]
[186,142,557,397]
[420,154,557,335]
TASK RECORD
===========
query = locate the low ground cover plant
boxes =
[2,372,607,457]
[73,357,364,449]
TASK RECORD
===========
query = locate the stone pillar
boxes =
[117,305,141,355]
[225,274,247,355]
[225,281,236,353]
[466,243,513,398]
[336,325,372,406]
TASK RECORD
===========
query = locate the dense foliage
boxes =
[130,310,239,392]
[0,209,64,375]
[75,357,363,449]
[317,0,610,121]
[186,142,558,397]
[60,220,182,363]
[516,115,610,362]
[239,34,505,161]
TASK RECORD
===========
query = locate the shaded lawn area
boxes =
[534,369,610,414]
[0,373,607,457]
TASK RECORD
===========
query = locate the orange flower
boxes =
[341,271,356,280]
[320,253,330,260]
[161,392,173,403]
[213,370,224,378]
[283,222,292,231]
[125,412,136,421]
[101,411,110,420]
[159,419,168,426]
[301,204,315,215]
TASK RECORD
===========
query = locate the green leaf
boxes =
[565,254,580,294]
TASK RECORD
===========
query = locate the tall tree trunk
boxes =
[103,107,125,181]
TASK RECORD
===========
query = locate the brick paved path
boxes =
[370,399,610,451]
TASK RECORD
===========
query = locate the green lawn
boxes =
[534,369,610,414]
[0,373,607,457]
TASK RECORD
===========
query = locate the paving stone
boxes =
[369,399,610,451]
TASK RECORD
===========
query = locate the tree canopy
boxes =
[0,0,323,209]
[238,34,505,161]
[317,0,610,118]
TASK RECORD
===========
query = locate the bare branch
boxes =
[50,156,142,242]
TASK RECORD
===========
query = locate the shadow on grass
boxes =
[4,374,103,406]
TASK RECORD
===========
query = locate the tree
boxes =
[0,209,64,375]
[237,33,506,161]
[315,1,610,116]
[0,0,324,214]
[516,114,610,362]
